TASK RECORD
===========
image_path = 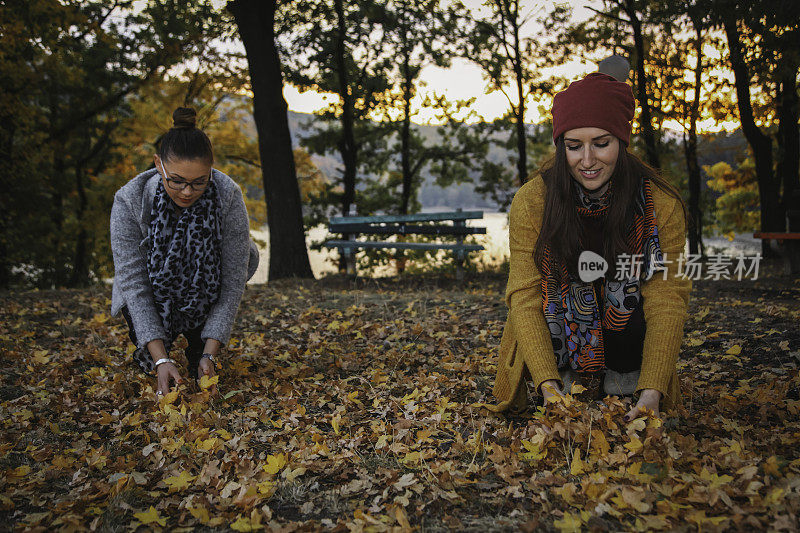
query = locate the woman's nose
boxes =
[582,146,596,167]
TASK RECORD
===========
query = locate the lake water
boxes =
[249,214,763,283]
[249,212,510,283]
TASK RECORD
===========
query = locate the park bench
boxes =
[753,202,800,275]
[324,209,486,279]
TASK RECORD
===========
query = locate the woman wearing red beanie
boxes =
[490,72,690,420]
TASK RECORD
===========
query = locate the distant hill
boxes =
[236,103,750,212]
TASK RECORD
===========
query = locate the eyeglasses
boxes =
[159,160,211,192]
[165,176,210,192]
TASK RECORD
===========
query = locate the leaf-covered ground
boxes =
[1,262,799,532]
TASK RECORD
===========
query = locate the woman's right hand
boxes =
[156,362,183,396]
[540,380,564,405]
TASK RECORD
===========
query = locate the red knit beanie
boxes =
[551,72,635,145]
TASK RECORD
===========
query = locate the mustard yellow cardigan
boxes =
[490,176,691,412]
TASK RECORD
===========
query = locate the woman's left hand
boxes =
[624,388,661,421]
[198,356,218,395]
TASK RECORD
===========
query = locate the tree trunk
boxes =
[685,24,704,256]
[623,0,660,169]
[724,18,782,253]
[50,153,68,287]
[776,48,799,218]
[400,39,413,215]
[228,0,314,279]
[70,165,89,286]
[332,0,360,273]
[0,122,14,288]
[333,0,358,219]
[511,3,527,186]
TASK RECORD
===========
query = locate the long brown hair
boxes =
[533,136,686,279]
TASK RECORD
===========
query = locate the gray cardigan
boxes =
[110,168,259,348]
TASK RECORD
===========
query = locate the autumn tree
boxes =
[715,0,800,245]
[647,0,729,255]
[373,0,471,215]
[0,0,231,287]
[228,0,314,280]
[278,0,393,223]
[463,1,569,193]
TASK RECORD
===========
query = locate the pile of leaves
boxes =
[1,266,799,531]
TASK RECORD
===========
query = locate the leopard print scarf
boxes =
[147,179,221,351]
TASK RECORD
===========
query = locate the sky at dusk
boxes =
[282,1,599,125]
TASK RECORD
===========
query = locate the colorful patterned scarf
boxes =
[540,178,663,372]
[147,180,222,350]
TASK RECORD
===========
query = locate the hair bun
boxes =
[172,107,197,129]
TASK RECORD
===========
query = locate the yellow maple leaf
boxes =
[624,437,643,454]
[590,430,610,456]
[163,437,184,453]
[400,451,421,465]
[699,468,733,490]
[570,449,585,476]
[347,391,363,406]
[158,390,179,405]
[188,505,210,524]
[570,383,587,395]
[283,466,307,482]
[230,509,263,532]
[199,374,219,390]
[764,455,781,476]
[9,465,31,478]
[196,437,219,452]
[519,440,547,463]
[554,511,583,533]
[726,344,742,355]
[133,506,166,527]
[764,487,785,507]
[263,453,287,475]
[91,312,110,324]
[32,349,50,364]
[257,480,276,495]
[163,470,196,492]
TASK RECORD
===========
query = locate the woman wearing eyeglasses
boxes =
[110,107,258,396]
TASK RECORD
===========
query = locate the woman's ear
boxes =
[153,154,162,175]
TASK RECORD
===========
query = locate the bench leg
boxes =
[345,249,356,277]
[786,242,800,276]
[455,250,465,281]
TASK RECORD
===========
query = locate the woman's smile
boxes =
[578,168,602,179]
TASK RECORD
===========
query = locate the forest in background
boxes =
[1,0,798,286]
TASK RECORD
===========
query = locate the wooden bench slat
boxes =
[330,211,484,224]
[324,240,484,252]
[329,223,486,236]
[753,232,800,240]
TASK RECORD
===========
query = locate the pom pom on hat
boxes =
[551,72,635,145]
